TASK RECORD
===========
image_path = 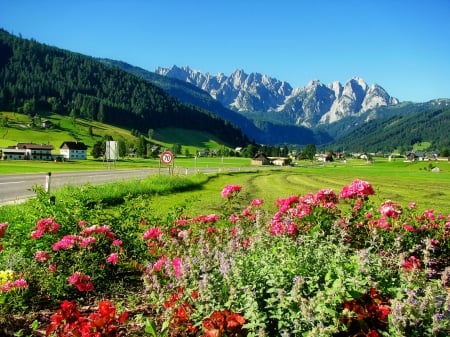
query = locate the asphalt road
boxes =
[0,168,162,204]
[0,166,259,205]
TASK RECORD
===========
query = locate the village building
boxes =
[1,143,54,160]
[251,153,270,166]
[59,141,88,160]
[271,157,291,166]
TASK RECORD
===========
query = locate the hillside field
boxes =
[0,111,237,159]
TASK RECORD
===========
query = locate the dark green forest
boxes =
[327,105,450,154]
[0,29,248,147]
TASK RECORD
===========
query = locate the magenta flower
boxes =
[112,239,123,246]
[402,256,422,272]
[68,272,94,291]
[153,256,168,272]
[13,278,28,289]
[143,227,163,241]
[1,278,28,292]
[31,218,61,239]
[172,257,182,278]
[0,222,8,237]
[221,184,242,198]
[251,199,264,206]
[229,213,240,224]
[339,179,375,199]
[379,200,402,218]
[34,250,51,263]
[52,235,81,251]
[106,253,119,265]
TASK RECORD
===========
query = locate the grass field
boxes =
[1,155,449,215]
[140,158,450,217]
[0,111,236,160]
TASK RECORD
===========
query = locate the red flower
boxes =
[0,222,8,237]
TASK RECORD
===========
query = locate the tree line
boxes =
[0,29,248,148]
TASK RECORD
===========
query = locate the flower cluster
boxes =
[339,179,375,200]
[338,288,390,337]
[0,222,8,252]
[31,218,61,239]
[0,270,28,292]
[201,310,246,337]
[46,299,128,337]
[270,189,340,236]
[28,219,125,292]
[162,287,199,335]
[221,184,242,199]
[67,271,94,292]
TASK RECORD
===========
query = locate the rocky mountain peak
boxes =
[155,66,399,127]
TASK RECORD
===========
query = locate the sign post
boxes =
[160,151,174,175]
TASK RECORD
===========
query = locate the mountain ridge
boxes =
[155,65,399,128]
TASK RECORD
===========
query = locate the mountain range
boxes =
[155,66,399,128]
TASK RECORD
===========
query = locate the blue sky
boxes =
[1,0,449,102]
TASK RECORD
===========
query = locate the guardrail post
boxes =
[45,172,51,193]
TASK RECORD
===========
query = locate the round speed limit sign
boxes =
[160,151,174,165]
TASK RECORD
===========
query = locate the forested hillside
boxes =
[0,29,248,147]
[328,105,450,153]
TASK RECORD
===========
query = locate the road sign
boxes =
[160,151,174,165]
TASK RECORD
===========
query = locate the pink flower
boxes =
[221,184,242,198]
[31,218,61,239]
[251,199,264,206]
[379,200,402,218]
[408,202,416,209]
[112,239,123,246]
[315,189,339,205]
[403,224,415,232]
[339,179,375,199]
[0,278,28,292]
[68,272,94,291]
[13,278,28,289]
[106,253,119,265]
[423,209,435,220]
[229,213,240,224]
[0,222,8,237]
[1,281,13,292]
[172,257,182,278]
[143,227,163,241]
[192,214,220,224]
[402,256,422,272]
[48,263,57,273]
[153,256,167,272]
[79,237,96,248]
[78,220,88,227]
[52,235,81,251]
[34,250,51,263]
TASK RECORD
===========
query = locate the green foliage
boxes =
[0,172,449,336]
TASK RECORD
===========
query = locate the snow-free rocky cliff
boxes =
[156,65,399,128]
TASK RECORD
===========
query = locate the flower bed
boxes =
[0,179,449,336]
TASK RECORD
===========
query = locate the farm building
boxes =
[1,143,54,160]
[59,141,88,160]
[251,153,270,166]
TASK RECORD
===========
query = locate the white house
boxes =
[1,143,54,160]
[59,141,88,160]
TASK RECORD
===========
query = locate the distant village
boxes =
[1,141,447,166]
[1,141,88,161]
